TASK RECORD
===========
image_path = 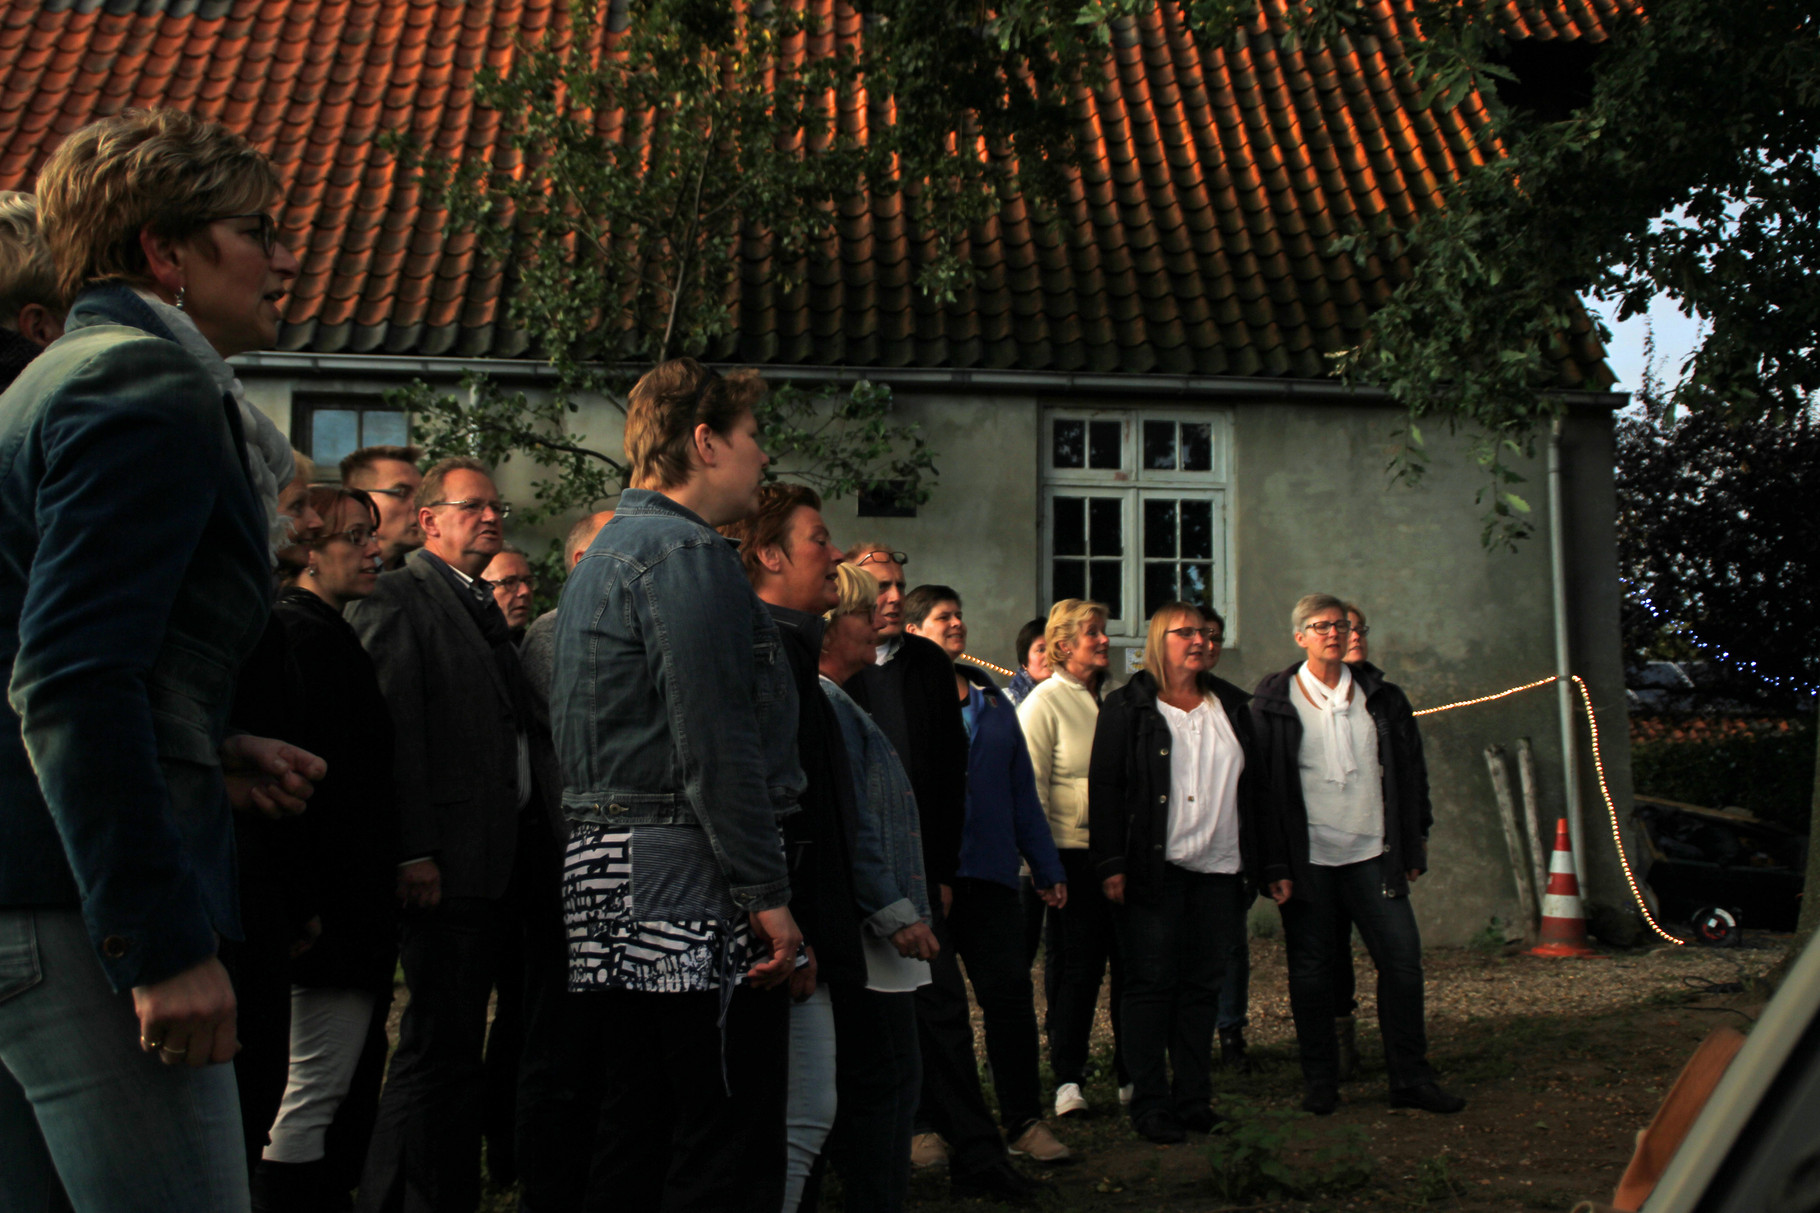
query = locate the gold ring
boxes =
[141,1037,163,1050]
[159,1043,186,1056]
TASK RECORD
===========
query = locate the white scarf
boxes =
[1295,661,1358,785]
[135,289,295,560]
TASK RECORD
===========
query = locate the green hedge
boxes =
[1630,718,1815,834]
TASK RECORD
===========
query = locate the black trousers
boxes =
[824,986,920,1213]
[914,896,1013,1176]
[946,878,1044,1131]
[355,816,574,1213]
[1045,848,1126,1090]
[581,984,790,1213]
[1114,868,1245,1125]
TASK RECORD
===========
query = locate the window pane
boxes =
[1143,499,1176,558]
[1181,422,1213,471]
[1052,419,1085,469]
[1182,562,1214,610]
[310,409,359,467]
[1088,498,1123,556]
[1144,562,1178,619]
[1053,559,1086,603]
[1052,496,1085,557]
[1180,499,1213,559]
[363,409,408,449]
[1089,559,1122,619]
[1088,420,1121,469]
[1143,420,1176,470]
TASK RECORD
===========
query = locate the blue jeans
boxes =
[1114,868,1246,1124]
[0,909,247,1212]
[1278,857,1436,1093]
[782,985,836,1211]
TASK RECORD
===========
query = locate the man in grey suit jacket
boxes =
[348,457,562,1213]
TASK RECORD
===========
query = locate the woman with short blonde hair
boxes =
[1017,598,1127,1118]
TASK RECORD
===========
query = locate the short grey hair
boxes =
[1292,593,1346,633]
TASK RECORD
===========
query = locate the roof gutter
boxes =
[233,351,1627,410]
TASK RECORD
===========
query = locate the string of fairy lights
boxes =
[1623,578,1820,699]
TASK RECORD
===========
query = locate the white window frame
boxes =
[1040,407,1236,642]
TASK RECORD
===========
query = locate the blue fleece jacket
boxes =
[957,667,1067,890]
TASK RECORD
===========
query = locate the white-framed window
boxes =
[1041,408,1234,639]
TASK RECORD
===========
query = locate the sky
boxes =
[1593,293,1705,403]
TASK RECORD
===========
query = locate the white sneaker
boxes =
[1054,1082,1089,1118]
[1118,1083,1134,1107]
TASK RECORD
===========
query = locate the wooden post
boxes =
[1485,744,1539,943]
[1515,737,1548,913]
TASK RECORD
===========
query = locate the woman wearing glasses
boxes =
[1087,602,1259,1143]
[1248,595,1464,1118]
[254,486,399,1209]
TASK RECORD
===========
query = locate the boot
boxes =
[252,1158,349,1213]
[1219,1026,1250,1074]
[1335,1015,1358,1082]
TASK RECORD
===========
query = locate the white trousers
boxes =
[262,987,376,1164]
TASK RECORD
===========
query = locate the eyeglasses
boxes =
[322,525,375,546]
[1348,624,1370,638]
[1301,620,1354,635]
[1163,627,1224,644]
[427,497,512,520]
[854,550,908,569]
[208,212,280,257]
[492,575,536,592]
[365,485,416,500]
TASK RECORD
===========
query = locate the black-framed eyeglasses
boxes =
[207,212,280,257]
[365,485,416,500]
[427,497,512,520]
[322,525,376,547]
[491,574,536,592]
[1348,624,1370,638]
[1302,620,1353,635]
[854,550,908,569]
[1163,627,1224,644]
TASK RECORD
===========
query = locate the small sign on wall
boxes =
[1121,646,1146,675]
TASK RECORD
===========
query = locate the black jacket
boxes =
[1088,669,1261,900]
[769,603,866,988]
[273,589,401,992]
[843,633,971,889]
[1248,660,1432,900]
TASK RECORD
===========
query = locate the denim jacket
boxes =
[550,489,802,912]
[0,285,270,990]
[821,678,931,937]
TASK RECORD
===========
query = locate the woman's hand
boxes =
[135,956,238,1068]
[890,922,939,961]
[396,859,441,910]
[221,735,326,819]
[788,945,819,1002]
[1267,879,1293,906]
[747,906,804,989]
[1101,874,1125,905]
[1039,883,1067,910]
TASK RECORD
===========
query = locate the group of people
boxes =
[0,107,1461,1213]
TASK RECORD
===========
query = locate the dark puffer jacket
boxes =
[1088,669,1261,901]
[1248,660,1432,901]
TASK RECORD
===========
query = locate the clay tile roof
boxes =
[0,0,1622,383]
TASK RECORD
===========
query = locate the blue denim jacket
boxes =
[0,285,270,990]
[550,489,802,912]
[821,678,930,936]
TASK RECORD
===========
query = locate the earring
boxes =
[175,286,186,311]
[305,565,318,578]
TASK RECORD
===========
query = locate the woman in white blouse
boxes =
[1086,602,1263,1144]
[1016,598,1123,1120]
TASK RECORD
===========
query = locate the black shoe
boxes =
[1133,1109,1186,1144]
[1219,1027,1251,1074]
[1301,1085,1339,1116]
[951,1158,1042,1205]
[1390,1082,1467,1114]
[1178,1106,1230,1134]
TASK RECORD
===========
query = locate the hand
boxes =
[1039,883,1067,910]
[747,906,803,990]
[1101,874,1125,905]
[221,735,327,819]
[890,922,940,961]
[788,945,819,1002]
[1406,868,1422,883]
[396,859,442,910]
[288,916,322,960]
[134,955,238,1068]
[1267,879,1293,906]
[939,884,953,919]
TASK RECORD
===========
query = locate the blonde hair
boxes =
[1342,600,1367,628]
[0,192,60,326]
[36,109,281,302]
[826,562,879,623]
[1292,593,1346,632]
[1044,598,1107,667]
[623,358,767,491]
[1141,601,1204,688]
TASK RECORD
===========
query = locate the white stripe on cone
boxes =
[1530,816,1597,957]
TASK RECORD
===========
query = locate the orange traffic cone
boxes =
[1530,817,1600,957]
